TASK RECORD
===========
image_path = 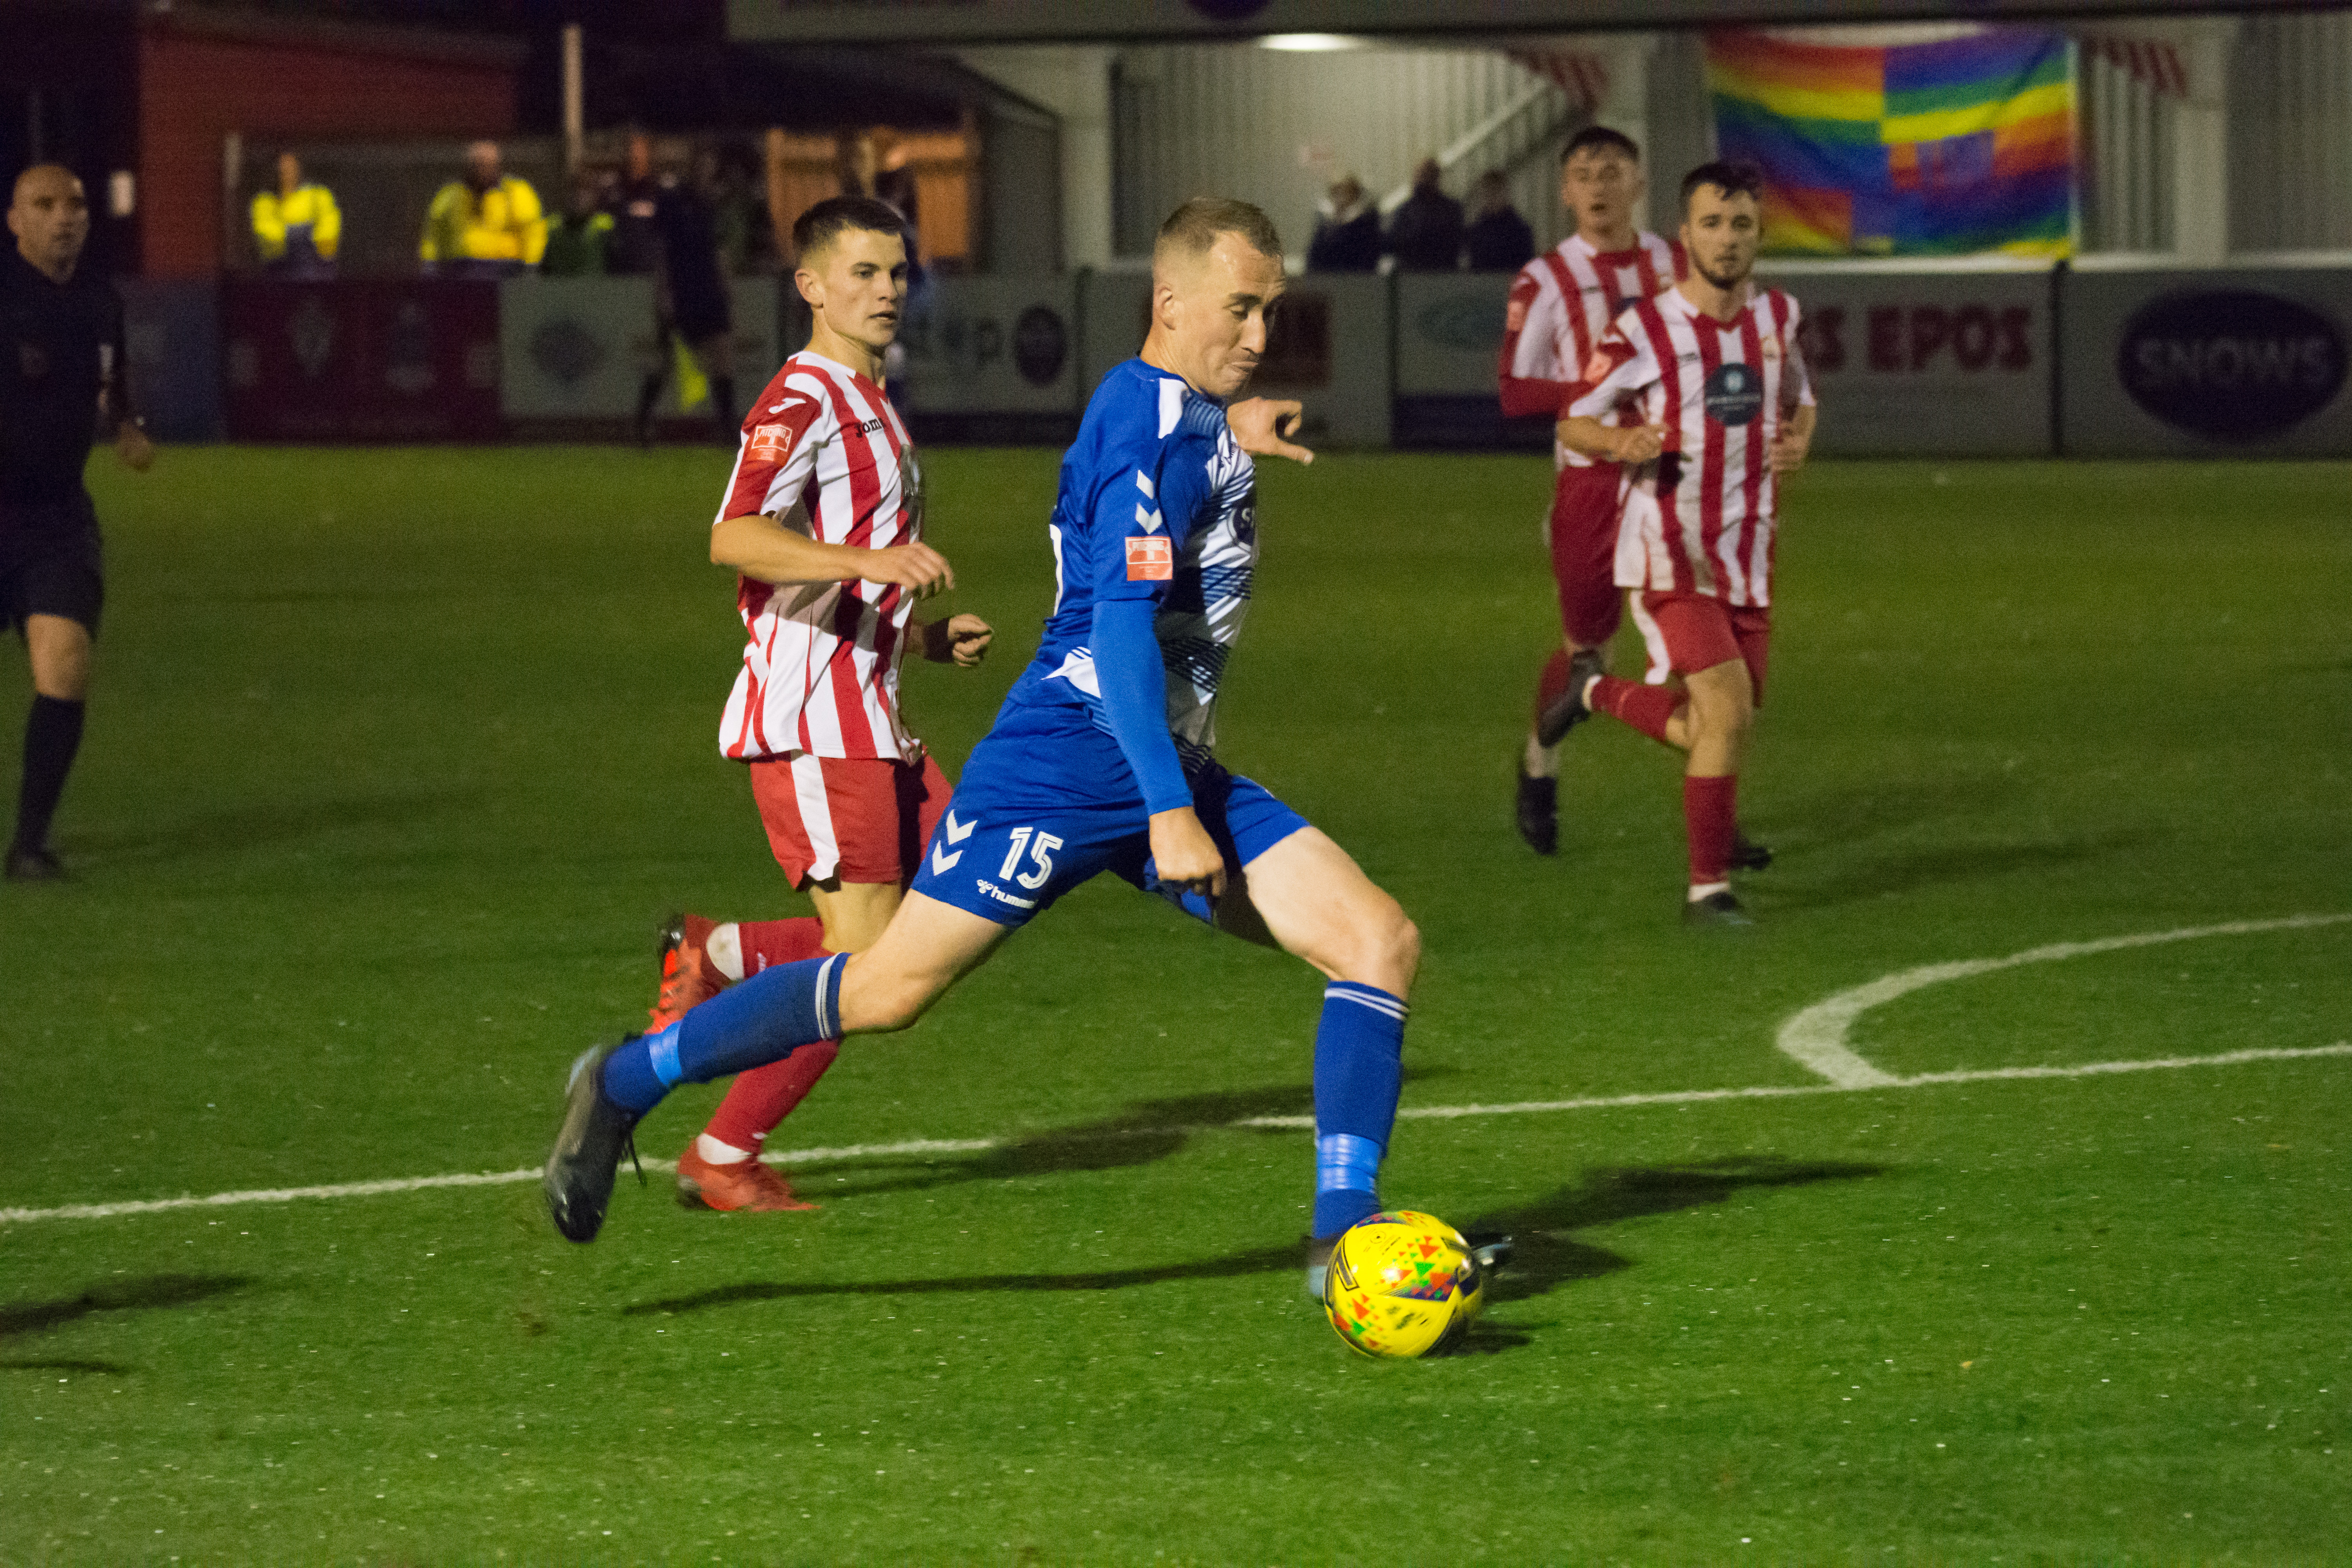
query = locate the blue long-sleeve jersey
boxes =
[1002,358,1258,813]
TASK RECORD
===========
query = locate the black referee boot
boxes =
[5,842,65,880]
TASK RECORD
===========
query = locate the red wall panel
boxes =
[138,27,517,278]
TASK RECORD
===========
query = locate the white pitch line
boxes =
[1774,912,2352,1088]
[4,1042,2346,1228]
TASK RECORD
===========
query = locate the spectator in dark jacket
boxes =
[1306,174,1381,272]
[1463,170,1537,272]
[1385,157,1465,272]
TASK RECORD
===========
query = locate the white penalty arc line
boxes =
[1774,913,2352,1089]
[4,1041,2348,1228]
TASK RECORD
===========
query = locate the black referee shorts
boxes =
[667,281,732,347]
[0,494,104,639]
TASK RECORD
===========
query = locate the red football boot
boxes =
[675,1144,820,1213]
[648,913,726,1033]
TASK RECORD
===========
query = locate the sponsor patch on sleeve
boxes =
[1125,535,1173,581]
[1505,297,1529,332]
[748,422,795,462]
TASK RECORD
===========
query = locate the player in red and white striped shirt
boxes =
[1554,162,1816,926]
[1497,126,1685,855]
[650,196,994,1208]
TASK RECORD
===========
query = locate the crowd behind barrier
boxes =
[116,260,2352,457]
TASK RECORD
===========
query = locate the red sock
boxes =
[703,1039,841,1156]
[701,915,837,1157]
[1591,675,1681,744]
[1683,774,1737,886]
[1534,649,1573,723]
[737,916,826,975]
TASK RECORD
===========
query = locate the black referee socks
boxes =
[13,693,84,853]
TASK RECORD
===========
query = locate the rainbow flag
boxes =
[1707,28,2074,258]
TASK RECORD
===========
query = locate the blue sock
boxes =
[598,953,846,1114]
[1311,980,1406,1237]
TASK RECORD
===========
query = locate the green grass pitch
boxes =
[2,444,2348,1566]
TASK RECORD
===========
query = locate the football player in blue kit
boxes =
[547,198,1422,1295]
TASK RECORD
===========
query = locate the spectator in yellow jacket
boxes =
[419,141,546,277]
[251,152,341,278]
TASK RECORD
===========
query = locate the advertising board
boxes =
[223,279,501,441]
[118,279,222,443]
[1392,272,1548,450]
[2059,262,2352,457]
[501,276,779,434]
[1757,261,2055,457]
[898,275,1082,441]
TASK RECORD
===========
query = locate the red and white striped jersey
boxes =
[1498,230,1684,467]
[713,350,924,763]
[1569,285,1815,608]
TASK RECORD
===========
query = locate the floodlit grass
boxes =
[1,446,2347,1565]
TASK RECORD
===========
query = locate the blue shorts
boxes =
[909,699,1310,930]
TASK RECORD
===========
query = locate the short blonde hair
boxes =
[1152,197,1281,270]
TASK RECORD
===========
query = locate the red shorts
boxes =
[748,751,951,889]
[1631,591,1772,707]
[1547,461,1628,648]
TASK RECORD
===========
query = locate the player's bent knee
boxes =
[837,958,943,1035]
[1341,894,1420,995]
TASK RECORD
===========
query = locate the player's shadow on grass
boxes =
[1462,1155,1887,1307]
[0,1274,254,1342]
[69,790,478,865]
[1757,778,2145,909]
[622,1154,1880,1323]
[799,1070,1464,1198]
[1766,834,2140,911]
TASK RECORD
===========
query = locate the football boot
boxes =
[544,1042,644,1243]
[1303,1232,1339,1301]
[1682,889,1755,929]
[1730,833,1774,872]
[1466,1233,1516,1278]
[1514,773,1559,856]
[1534,647,1607,748]
[676,1144,819,1212]
[648,913,725,1033]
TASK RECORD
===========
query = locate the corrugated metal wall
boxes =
[1106,24,2348,266]
[1111,43,1570,260]
[2231,9,2352,252]
[2079,43,2172,254]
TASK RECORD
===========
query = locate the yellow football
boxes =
[1321,1209,1486,1359]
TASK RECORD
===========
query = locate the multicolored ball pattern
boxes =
[1320,1210,1485,1359]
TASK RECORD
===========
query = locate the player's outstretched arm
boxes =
[712,510,955,597]
[920,613,993,667]
[1227,397,1314,465]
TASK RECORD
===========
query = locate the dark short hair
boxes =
[792,195,908,262]
[1561,125,1641,166]
[1679,160,1765,214]
[1154,196,1282,267]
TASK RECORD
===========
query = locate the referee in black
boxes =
[4,164,151,880]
